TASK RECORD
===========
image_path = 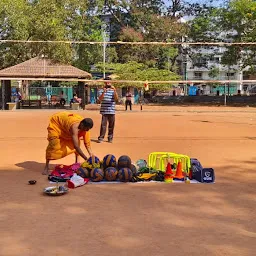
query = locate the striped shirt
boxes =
[98,89,116,114]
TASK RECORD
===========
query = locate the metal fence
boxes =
[28,86,74,104]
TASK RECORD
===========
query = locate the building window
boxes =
[214,57,220,63]
[226,72,235,78]
[194,72,203,79]
[194,58,207,67]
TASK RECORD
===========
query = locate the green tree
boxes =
[28,0,73,63]
[103,0,186,72]
[220,0,256,69]
[0,0,31,68]
[0,0,105,70]
[95,61,181,89]
[208,65,220,79]
[188,0,256,71]
[62,0,105,70]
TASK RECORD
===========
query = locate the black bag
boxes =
[191,158,203,180]
[192,167,215,183]
[48,175,70,183]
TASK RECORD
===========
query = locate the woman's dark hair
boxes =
[80,118,93,129]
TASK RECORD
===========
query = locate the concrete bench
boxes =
[7,102,17,110]
[71,103,81,110]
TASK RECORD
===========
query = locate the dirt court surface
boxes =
[0,105,255,256]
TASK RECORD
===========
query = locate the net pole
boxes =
[224,83,227,106]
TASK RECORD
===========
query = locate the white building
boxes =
[185,45,243,95]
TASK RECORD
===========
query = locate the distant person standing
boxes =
[125,88,132,111]
[14,88,22,103]
[46,85,52,103]
[97,77,118,143]
[14,88,22,109]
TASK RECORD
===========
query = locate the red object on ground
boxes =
[164,162,174,179]
[67,178,90,189]
[174,162,184,179]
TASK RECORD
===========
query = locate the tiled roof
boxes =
[0,57,92,79]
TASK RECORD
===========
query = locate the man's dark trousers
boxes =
[98,114,115,141]
[125,100,132,110]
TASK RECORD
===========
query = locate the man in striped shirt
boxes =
[97,77,118,143]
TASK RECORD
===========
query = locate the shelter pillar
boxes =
[1,80,11,110]
[77,81,88,109]
[21,80,29,99]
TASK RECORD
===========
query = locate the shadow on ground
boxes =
[0,159,254,256]
[15,161,55,172]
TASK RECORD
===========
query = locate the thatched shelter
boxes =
[0,57,92,79]
[0,57,92,109]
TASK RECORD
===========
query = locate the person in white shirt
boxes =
[125,88,132,111]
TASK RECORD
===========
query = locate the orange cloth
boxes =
[46,112,91,160]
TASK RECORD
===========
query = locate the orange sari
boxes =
[46,112,91,160]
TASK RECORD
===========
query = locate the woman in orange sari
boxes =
[43,112,94,175]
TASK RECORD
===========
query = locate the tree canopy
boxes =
[0,0,255,81]
[95,61,181,89]
[188,0,256,71]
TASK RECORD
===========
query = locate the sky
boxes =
[163,0,223,8]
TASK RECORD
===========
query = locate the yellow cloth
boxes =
[46,112,91,160]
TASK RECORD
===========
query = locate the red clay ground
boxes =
[0,105,255,256]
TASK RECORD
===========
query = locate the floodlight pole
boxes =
[184,58,188,95]
[224,83,227,106]
[102,24,107,79]
[182,36,188,96]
